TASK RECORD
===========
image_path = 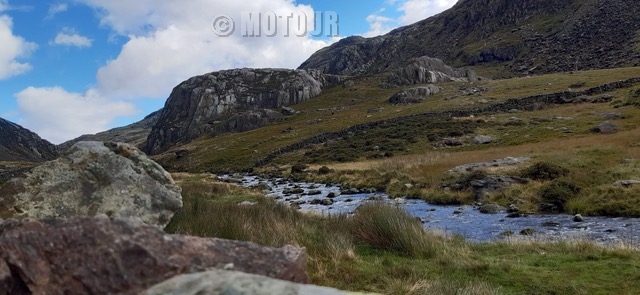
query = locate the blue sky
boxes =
[0,0,458,144]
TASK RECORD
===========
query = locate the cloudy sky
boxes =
[0,0,458,144]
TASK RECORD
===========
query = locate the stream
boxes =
[223,175,640,246]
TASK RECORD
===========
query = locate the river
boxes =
[225,175,640,246]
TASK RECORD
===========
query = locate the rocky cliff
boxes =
[299,0,640,76]
[0,117,58,162]
[145,68,339,155]
[58,110,161,151]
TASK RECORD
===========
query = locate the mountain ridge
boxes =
[0,117,58,162]
[299,0,640,77]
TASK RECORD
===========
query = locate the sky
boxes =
[0,0,459,144]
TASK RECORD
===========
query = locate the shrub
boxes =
[539,179,581,211]
[318,166,333,175]
[291,164,309,174]
[521,162,569,181]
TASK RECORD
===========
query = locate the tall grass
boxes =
[167,178,640,295]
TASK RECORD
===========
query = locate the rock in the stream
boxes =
[470,175,529,201]
[0,217,309,295]
[573,214,584,222]
[479,204,506,214]
[0,141,182,228]
[142,269,376,295]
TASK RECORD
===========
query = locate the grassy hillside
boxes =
[154,67,640,216]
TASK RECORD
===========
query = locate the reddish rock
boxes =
[0,217,308,295]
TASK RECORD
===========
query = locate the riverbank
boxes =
[166,174,640,295]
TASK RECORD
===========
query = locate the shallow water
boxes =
[227,175,640,246]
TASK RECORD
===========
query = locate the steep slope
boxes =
[0,117,58,162]
[299,0,640,77]
[58,110,161,151]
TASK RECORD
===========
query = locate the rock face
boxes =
[0,117,58,162]
[384,57,477,87]
[0,217,309,295]
[0,141,182,228]
[591,121,619,134]
[145,68,338,155]
[299,0,640,77]
[389,85,440,104]
[143,270,374,295]
[58,110,162,151]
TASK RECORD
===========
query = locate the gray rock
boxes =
[573,214,584,222]
[613,180,640,188]
[142,269,376,295]
[470,175,529,201]
[473,135,494,145]
[479,204,506,214]
[447,157,531,174]
[385,56,477,87]
[443,138,465,147]
[146,69,339,155]
[388,85,440,104]
[591,121,618,134]
[281,107,296,116]
[0,141,182,228]
[0,217,309,294]
[595,112,624,120]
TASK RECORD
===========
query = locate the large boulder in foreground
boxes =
[143,269,375,295]
[0,141,182,228]
[0,217,309,295]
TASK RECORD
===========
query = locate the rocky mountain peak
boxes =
[145,68,341,155]
[299,0,640,77]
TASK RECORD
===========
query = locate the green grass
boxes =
[166,178,640,295]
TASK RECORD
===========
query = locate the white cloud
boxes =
[399,0,458,25]
[363,13,394,37]
[0,0,7,12]
[53,31,93,48]
[15,87,137,144]
[0,14,37,79]
[363,0,459,36]
[78,0,333,99]
[46,3,68,19]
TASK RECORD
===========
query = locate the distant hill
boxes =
[299,0,640,77]
[0,117,58,162]
[58,110,162,152]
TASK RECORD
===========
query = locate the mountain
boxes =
[299,0,640,77]
[57,110,162,152]
[144,68,344,155]
[0,117,58,162]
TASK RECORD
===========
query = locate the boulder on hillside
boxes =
[0,141,182,228]
[388,85,440,104]
[384,56,477,87]
[142,269,373,295]
[0,217,309,295]
[591,121,619,134]
[473,135,494,145]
